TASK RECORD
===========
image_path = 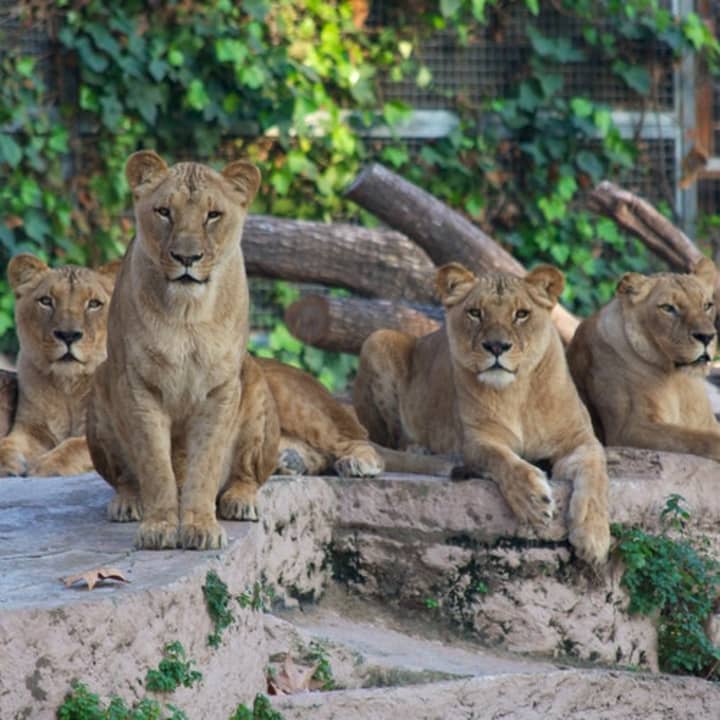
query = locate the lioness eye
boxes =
[466,308,481,321]
[155,206,171,218]
[659,303,678,315]
[38,296,53,307]
[514,308,530,321]
[705,301,715,312]
[87,298,103,310]
[207,210,222,221]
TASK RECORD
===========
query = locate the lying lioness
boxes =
[0,254,118,477]
[354,263,610,565]
[87,151,280,550]
[567,258,720,460]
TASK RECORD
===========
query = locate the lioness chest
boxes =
[129,324,243,418]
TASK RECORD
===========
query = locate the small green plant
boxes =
[229,694,285,720]
[57,681,188,720]
[307,641,335,691]
[145,642,203,693]
[237,581,275,612]
[612,494,720,678]
[203,570,236,648]
[423,597,440,610]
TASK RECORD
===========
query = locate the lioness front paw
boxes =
[502,463,556,528]
[0,451,28,477]
[180,520,227,550]
[276,448,308,476]
[135,520,178,550]
[568,495,610,565]
[218,484,259,521]
[108,491,142,522]
[334,445,384,478]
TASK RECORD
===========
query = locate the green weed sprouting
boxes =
[203,570,236,648]
[229,694,285,720]
[145,642,203,693]
[612,494,720,678]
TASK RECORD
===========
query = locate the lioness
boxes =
[567,259,720,459]
[354,263,610,565]
[87,151,280,550]
[0,254,118,477]
[260,358,383,478]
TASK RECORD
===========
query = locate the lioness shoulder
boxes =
[354,263,610,565]
[567,258,720,460]
[0,254,119,477]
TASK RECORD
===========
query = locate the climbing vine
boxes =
[0,0,718,360]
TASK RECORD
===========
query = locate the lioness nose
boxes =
[54,330,83,345]
[482,340,512,356]
[171,251,204,267]
[692,331,716,346]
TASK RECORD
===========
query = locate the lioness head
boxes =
[8,254,120,378]
[125,150,261,290]
[615,257,717,373]
[436,263,564,388]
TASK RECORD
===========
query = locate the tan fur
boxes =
[87,151,280,550]
[354,264,610,565]
[0,255,118,477]
[567,258,720,460]
[259,358,383,478]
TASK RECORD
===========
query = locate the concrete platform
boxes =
[2,449,720,719]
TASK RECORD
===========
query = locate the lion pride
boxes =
[354,263,610,565]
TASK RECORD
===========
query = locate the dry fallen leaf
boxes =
[267,655,323,695]
[61,567,130,591]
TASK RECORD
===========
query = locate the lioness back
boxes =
[0,254,119,477]
[355,263,610,565]
[567,258,720,460]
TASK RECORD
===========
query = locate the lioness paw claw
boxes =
[0,453,28,477]
[108,492,142,522]
[505,465,556,529]
[135,520,178,550]
[218,487,259,521]
[180,522,227,550]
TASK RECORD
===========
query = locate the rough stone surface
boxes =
[3,447,720,718]
[273,670,720,719]
[0,474,336,719]
[329,448,720,669]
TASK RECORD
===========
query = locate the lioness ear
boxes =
[616,272,651,302]
[222,160,261,208]
[96,258,124,287]
[692,256,717,291]
[525,265,564,307]
[435,263,477,307]
[126,150,168,193]
[8,254,49,295]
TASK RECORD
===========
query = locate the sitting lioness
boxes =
[87,151,281,550]
[354,263,610,565]
[0,254,118,477]
[567,259,720,460]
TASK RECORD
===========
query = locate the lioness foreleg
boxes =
[27,436,94,477]
[218,358,280,523]
[552,441,610,565]
[457,437,556,528]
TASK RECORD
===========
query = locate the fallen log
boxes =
[587,181,703,272]
[345,163,579,343]
[0,369,17,437]
[285,295,442,354]
[243,215,437,304]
